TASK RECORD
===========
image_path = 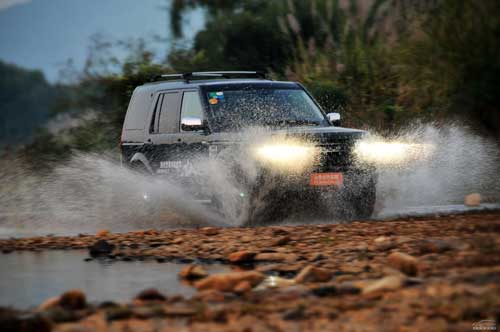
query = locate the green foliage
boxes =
[397,0,500,132]
[9,0,500,167]
[0,61,61,146]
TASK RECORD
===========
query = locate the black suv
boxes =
[120,71,376,224]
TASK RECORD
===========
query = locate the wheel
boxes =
[340,173,376,219]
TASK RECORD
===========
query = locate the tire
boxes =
[341,173,376,219]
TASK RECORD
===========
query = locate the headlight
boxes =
[354,140,435,165]
[253,141,318,172]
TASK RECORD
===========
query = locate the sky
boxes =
[0,0,204,82]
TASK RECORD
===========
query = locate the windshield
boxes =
[203,86,328,131]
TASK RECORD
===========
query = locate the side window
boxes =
[157,91,181,133]
[149,94,163,133]
[180,91,203,131]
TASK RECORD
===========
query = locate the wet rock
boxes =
[337,282,362,295]
[282,305,306,320]
[295,265,333,283]
[310,253,325,262]
[362,275,405,294]
[171,238,183,244]
[233,280,252,294]
[387,252,418,276]
[105,307,133,321]
[201,227,219,236]
[374,236,396,251]
[59,289,86,310]
[257,263,303,277]
[311,285,337,297]
[134,288,167,302]
[418,239,453,254]
[163,306,198,317]
[96,229,110,237]
[98,301,120,309]
[228,250,257,264]
[255,276,296,290]
[43,307,81,323]
[88,240,115,257]
[254,252,298,262]
[271,236,291,246]
[193,289,227,302]
[195,271,265,292]
[0,309,52,332]
[179,265,208,280]
[132,305,167,319]
[272,228,290,236]
[465,193,481,207]
[38,296,61,311]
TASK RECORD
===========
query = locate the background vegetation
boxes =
[2,0,499,165]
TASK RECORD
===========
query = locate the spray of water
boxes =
[371,123,500,213]
[0,123,498,235]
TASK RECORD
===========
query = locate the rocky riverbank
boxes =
[1,211,500,332]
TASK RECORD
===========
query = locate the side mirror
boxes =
[181,116,206,132]
[326,112,341,126]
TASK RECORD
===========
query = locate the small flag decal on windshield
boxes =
[208,92,224,105]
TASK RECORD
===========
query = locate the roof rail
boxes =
[151,71,267,83]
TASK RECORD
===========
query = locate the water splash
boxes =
[370,123,500,213]
[0,123,499,235]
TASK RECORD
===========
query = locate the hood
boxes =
[207,125,367,145]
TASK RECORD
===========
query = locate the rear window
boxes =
[123,88,152,130]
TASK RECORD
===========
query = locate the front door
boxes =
[145,89,210,187]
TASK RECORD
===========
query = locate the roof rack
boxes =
[151,71,267,83]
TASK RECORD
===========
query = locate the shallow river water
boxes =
[0,250,228,309]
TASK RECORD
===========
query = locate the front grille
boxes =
[315,140,355,171]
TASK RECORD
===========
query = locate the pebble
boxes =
[254,252,298,262]
[88,239,115,257]
[362,275,406,294]
[464,193,481,207]
[179,265,209,279]
[271,236,292,246]
[228,250,257,263]
[134,288,167,302]
[195,271,265,292]
[387,252,419,276]
[96,229,110,237]
[59,289,87,310]
[295,265,333,283]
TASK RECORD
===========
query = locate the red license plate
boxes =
[310,172,343,187]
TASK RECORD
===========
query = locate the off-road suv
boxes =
[120,71,376,224]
